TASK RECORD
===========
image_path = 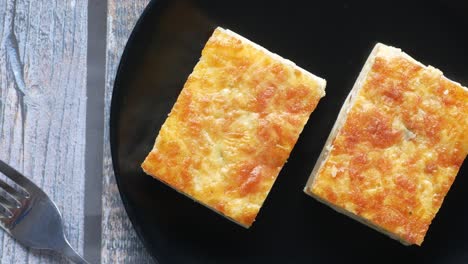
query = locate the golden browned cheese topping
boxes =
[142,27,325,227]
[310,46,468,245]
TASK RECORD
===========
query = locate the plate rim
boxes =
[109,0,164,262]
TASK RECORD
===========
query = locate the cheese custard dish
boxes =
[142,27,326,227]
[305,43,468,245]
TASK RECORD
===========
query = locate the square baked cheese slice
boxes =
[305,43,468,245]
[142,27,326,227]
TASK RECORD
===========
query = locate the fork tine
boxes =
[0,194,17,209]
[0,178,24,199]
[0,160,34,195]
[0,179,22,207]
[0,201,13,218]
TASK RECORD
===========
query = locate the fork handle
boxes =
[59,240,90,264]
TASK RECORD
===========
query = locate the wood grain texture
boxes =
[0,0,87,263]
[102,0,153,263]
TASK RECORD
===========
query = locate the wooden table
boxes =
[0,0,153,263]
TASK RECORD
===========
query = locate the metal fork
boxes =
[0,160,89,264]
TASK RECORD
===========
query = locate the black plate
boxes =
[110,1,468,263]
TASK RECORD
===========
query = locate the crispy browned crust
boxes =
[306,43,468,245]
[142,27,326,227]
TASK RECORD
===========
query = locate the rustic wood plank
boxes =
[102,0,153,263]
[0,0,87,263]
